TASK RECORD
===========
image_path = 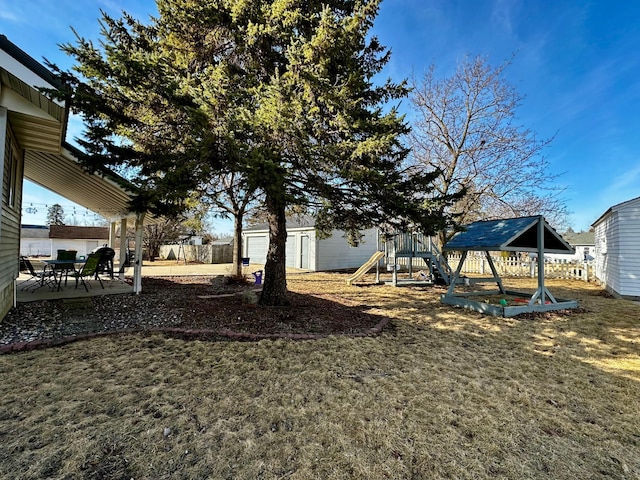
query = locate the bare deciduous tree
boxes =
[409,56,569,246]
[201,172,260,277]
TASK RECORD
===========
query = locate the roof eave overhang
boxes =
[0,46,66,155]
[23,147,159,226]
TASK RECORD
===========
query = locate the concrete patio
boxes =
[16,260,307,303]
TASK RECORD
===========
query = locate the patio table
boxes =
[44,259,86,291]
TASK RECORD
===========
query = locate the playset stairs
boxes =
[385,232,453,285]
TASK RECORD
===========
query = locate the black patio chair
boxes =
[72,253,104,292]
[91,246,115,279]
[20,256,55,292]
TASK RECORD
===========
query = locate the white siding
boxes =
[595,211,620,294]
[52,239,105,259]
[20,237,51,256]
[244,227,380,271]
[545,245,594,263]
[21,238,107,258]
[617,198,640,297]
[316,228,378,271]
[594,196,640,298]
[594,215,607,283]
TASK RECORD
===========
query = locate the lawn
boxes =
[0,274,638,479]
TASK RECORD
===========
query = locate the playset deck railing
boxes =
[379,231,453,284]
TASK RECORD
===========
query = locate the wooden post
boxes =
[537,216,546,304]
[109,222,117,248]
[391,235,397,286]
[409,233,414,278]
[446,250,467,296]
[485,252,506,294]
[118,218,127,280]
[133,212,145,294]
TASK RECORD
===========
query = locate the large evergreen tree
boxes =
[46,203,65,226]
[52,0,453,305]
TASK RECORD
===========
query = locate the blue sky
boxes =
[2,0,639,232]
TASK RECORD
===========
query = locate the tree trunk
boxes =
[260,194,289,306]
[232,212,243,278]
[437,230,447,251]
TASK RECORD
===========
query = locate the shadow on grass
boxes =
[372,277,640,383]
[1,273,639,479]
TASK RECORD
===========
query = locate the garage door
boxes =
[246,235,267,264]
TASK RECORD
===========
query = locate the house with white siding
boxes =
[0,36,152,322]
[544,230,595,263]
[591,195,640,299]
[242,217,378,271]
[0,36,57,320]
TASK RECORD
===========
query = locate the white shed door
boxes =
[286,236,297,267]
[246,236,267,264]
[300,235,310,269]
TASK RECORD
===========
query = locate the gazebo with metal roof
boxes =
[441,215,578,317]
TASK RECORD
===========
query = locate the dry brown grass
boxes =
[0,274,639,479]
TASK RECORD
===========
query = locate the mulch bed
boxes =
[143,276,387,335]
[1,276,388,350]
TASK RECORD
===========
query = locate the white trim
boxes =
[119,218,127,281]
[0,107,7,241]
[0,50,64,105]
[133,212,145,293]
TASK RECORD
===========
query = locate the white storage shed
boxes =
[592,195,640,299]
[242,217,377,271]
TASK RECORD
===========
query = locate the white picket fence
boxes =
[446,254,594,282]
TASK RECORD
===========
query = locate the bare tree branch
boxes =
[408,56,570,245]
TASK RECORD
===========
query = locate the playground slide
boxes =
[346,251,385,286]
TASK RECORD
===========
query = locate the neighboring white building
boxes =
[242,217,378,271]
[20,225,50,256]
[544,231,595,263]
[592,195,640,299]
[49,225,109,259]
[20,225,109,258]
